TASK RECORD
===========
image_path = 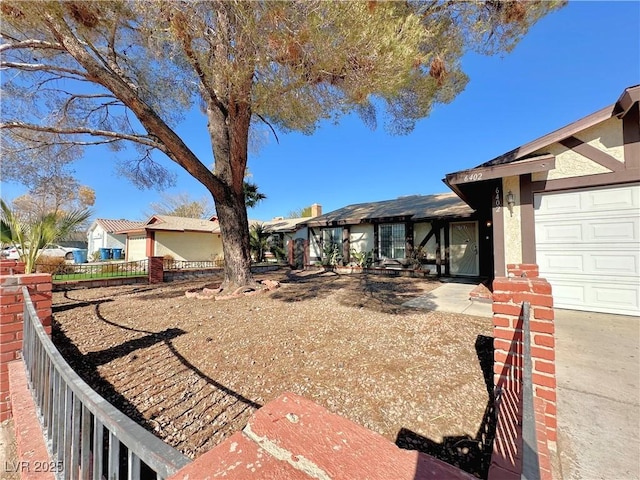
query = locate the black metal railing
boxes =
[21,287,191,479]
[36,259,149,282]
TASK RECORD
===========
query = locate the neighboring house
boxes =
[305,194,479,276]
[116,215,222,262]
[445,85,639,316]
[87,219,143,257]
[262,204,322,267]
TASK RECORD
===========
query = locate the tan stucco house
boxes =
[117,215,223,262]
[445,85,639,316]
[261,204,322,268]
[305,193,479,276]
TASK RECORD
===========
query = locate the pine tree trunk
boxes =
[207,90,255,291]
[215,190,254,290]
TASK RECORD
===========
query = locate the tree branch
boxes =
[1,121,164,150]
[255,113,279,144]
[0,39,65,53]
[0,61,92,80]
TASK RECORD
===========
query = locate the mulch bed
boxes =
[51,269,496,478]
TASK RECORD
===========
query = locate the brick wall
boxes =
[0,259,25,276]
[489,264,557,480]
[506,263,539,278]
[148,256,164,284]
[0,262,52,422]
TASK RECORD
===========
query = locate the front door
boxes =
[450,221,479,276]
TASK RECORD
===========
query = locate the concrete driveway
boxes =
[554,309,640,480]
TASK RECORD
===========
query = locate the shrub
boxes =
[99,263,122,274]
[36,255,72,275]
[213,255,225,268]
[163,254,176,269]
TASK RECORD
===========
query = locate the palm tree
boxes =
[1,199,92,273]
[249,223,269,263]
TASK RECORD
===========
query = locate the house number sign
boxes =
[494,187,501,212]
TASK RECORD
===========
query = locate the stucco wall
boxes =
[413,222,437,260]
[106,233,127,250]
[502,176,523,265]
[154,231,223,261]
[578,116,625,162]
[349,225,374,254]
[532,117,623,181]
[308,229,321,262]
[88,226,128,256]
[126,235,147,261]
[88,225,103,254]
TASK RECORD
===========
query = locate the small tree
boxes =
[249,223,269,263]
[144,192,215,219]
[0,199,92,273]
[287,206,313,219]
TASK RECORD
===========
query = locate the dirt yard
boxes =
[51,269,495,478]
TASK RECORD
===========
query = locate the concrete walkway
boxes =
[402,279,493,317]
[554,309,640,480]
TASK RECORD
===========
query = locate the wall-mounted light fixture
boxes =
[506,190,515,217]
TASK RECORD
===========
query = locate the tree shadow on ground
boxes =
[51,300,263,458]
[396,334,496,479]
[268,270,347,303]
[271,270,437,315]
[52,319,161,430]
[335,274,436,314]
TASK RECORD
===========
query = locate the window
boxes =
[321,227,343,263]
[322,227,343,247]
[379,224,405,259]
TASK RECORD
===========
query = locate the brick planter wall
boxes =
[0,263,52,422]
[148,256,164,284]
[489,265,557,480]
[0,259,25,276]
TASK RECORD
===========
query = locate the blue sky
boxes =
[1,1,639,222]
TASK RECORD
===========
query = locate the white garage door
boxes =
[535,184,640,316]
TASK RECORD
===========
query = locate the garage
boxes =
[535,184,640,316]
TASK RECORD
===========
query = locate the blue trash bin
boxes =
[111,248,123,260]
[99,248,111,261]
[72,249,88,264]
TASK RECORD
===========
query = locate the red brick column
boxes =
[287,240,294,267]
[0,270,52,422]
[148,256,165,284]
[489,269,557,480]
[507,263,539,278]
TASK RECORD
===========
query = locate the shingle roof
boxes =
[145,215,221,233]
[95,218,145,233]
[307,192,473,226]
[262,217,311,233]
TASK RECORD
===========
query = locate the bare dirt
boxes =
[51,269,496,478]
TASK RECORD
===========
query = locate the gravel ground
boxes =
[51,269,496,478]
[0,419,20,480]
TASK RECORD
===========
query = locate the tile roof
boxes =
[95,218,145,233]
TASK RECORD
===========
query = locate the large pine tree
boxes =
[0,0,564,290]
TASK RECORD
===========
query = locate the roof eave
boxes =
[445,154,556,186]
[613,85,640,118]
